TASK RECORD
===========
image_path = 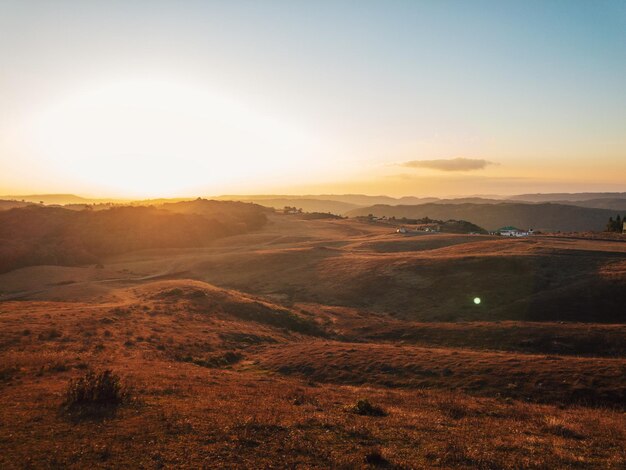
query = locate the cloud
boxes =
[400,157,496,172]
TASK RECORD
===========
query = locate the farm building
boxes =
[497,226,533,237]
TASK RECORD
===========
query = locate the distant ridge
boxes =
[508,192,626,202]
[553,198,626,211]
[214,197,361,214]
[215,194,440,206]
[213,193,626,216]
[0,194,129,205]
[3,192,625,216]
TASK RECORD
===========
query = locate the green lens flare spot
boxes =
[473,297,481,305]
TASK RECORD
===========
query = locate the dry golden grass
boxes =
[0,279,623,468]
[1,217,625,468]
[1,357,625,468]
[2,216,624,322]
[256,340,626,407]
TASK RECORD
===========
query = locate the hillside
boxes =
[0,200,32,211]
[159,199,268,231]
[347,202,620,232]
[1,278,625,468]
[1,214,626,468]
[4,214,623,323]
[211,197,360,215]
[0,201,267,274]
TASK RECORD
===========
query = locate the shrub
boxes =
[364,449,390,467]
[49,362,70,373]
[65,369,129,407]
[351,399,387,417]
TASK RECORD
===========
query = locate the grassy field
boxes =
[1,215,625,468]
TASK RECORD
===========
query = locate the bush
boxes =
[364,449,390,467]
[351,399,387,417]
[65,369,129,407]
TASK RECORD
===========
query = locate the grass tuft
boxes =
[64,369,130,408]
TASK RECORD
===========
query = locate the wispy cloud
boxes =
[400,157,496,172]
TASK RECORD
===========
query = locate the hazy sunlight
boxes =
[23,78,319,197]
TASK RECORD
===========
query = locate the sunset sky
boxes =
[1,1,625,198]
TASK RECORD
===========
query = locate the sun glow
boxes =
[22,78,319,197]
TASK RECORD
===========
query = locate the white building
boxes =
[497,226,533,237]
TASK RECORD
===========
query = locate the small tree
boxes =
[606,215,624,232]
[607,216,615,232]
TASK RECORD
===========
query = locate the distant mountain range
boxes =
[214,194,440,207]
[213,193,626,215]
[0,194,129,205]
[213,197,362,214]
[3,191,625,209]
[1,192,625,232]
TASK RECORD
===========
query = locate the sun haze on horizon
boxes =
[1,1,625,198]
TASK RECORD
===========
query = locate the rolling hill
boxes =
[0,200,267,274]
[346,202,621,232]
[1,210,625,468]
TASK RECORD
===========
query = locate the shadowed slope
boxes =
[0,202,267,274]
[256,341,626,407]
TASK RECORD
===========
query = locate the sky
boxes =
[1,0,625,198]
